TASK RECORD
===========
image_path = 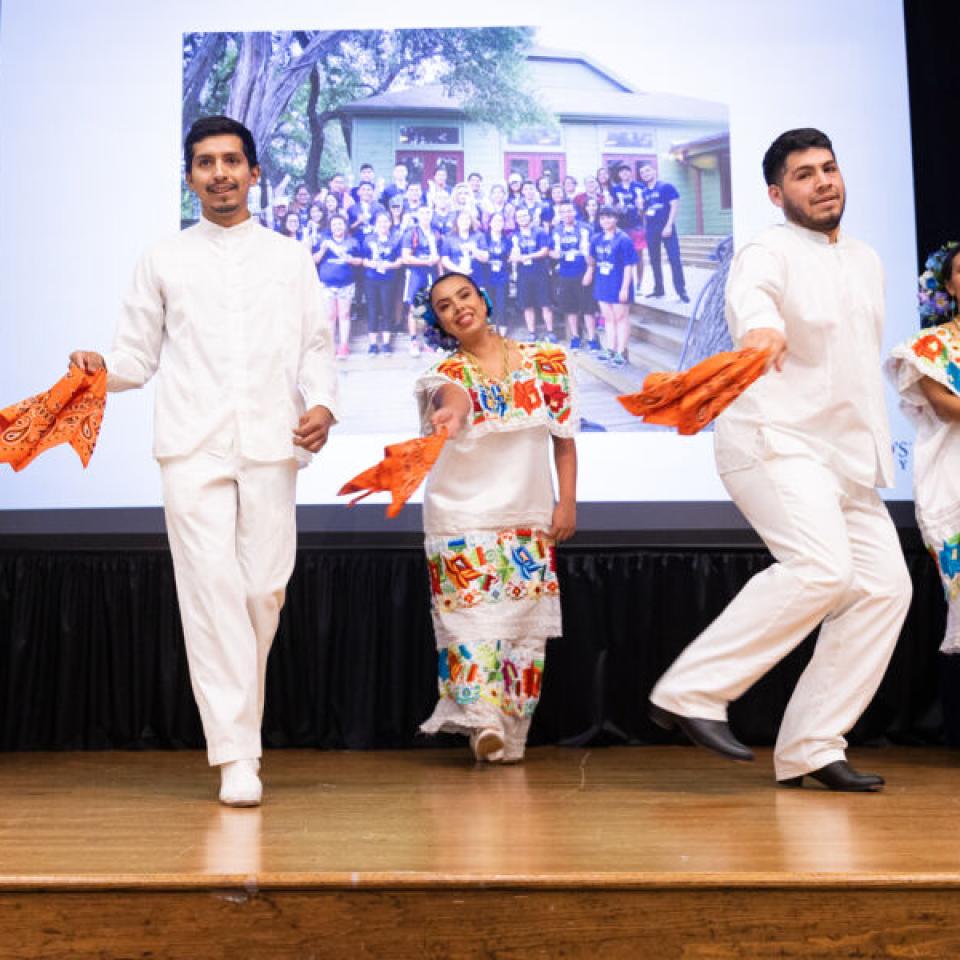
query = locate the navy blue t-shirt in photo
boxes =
[512,228,549,275]
[610,180,644,229]
[362,234,400,283]
[641,181,680,232]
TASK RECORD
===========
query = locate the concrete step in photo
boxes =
[625,338,682,375]
[631,319,686,355]
[630,298,693,330]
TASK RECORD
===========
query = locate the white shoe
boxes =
[409,340,421,357]
[219,758,262,807]
[469,728,505,763]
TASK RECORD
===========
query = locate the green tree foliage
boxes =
[182,27,552,194]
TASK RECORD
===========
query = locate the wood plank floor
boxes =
[2,745,959,887]
[3,746,960,958]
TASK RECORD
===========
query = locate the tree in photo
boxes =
[182,28,552,198]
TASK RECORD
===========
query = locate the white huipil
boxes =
[105,215,339,765]
[888,321,960,652]
[651,222,912,781]
[415,343,578,761]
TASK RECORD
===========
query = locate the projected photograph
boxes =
[182,28,733,434]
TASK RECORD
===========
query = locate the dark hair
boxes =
[422,272,491,351]
[429,271,484,305]
[184,115,257,172]
[762,128,835,186]
[359,163,374,172]
[616,163,631,174]
[939,246,960,290]
[598,205,618,218]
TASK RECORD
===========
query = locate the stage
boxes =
[2,746,960,958]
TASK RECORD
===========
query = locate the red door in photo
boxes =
[504,153,566,185]
[396,151,464,190]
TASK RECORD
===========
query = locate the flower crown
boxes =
[411,287,459,352]
[919,241,960,327]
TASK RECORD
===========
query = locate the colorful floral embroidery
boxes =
[431,343,572,430]
[427,528,559,612]
[533,347,569,377]
[912,333,947,365]
[437,638,544,717]
[939,534,960,583]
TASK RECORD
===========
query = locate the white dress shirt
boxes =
[716,221,893,488]
[105,215,338,465]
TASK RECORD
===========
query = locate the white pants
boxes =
[650,455,912,780]
[160,450,298,766]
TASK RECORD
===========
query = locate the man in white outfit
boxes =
[649,128,912,791]
[71,116,338,806]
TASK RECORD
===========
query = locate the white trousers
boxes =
[650,455,912,780]
[160,450,298,766]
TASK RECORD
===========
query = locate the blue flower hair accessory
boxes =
[412,285,459,352]
[919,241,960,328]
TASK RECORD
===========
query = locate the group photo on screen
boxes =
[182,26,733,435]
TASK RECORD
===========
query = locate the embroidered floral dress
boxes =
[888,321,960,652]
[415,341,579,758]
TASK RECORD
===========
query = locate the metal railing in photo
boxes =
[677,235,734,371]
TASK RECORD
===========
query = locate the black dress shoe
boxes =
[649,702,754,762]
[778,760,885,792]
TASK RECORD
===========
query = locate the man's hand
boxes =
[293,405,334,452]
[548,500,576,542]
[431,405,465,439]
[662,225,674,238]
[741,328,787,372]
[69,351,106,374]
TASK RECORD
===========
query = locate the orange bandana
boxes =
[0,365,107,471]
[618,349,769,435]
[339,431,448,517]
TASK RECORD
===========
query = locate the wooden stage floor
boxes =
[3,745,960,958]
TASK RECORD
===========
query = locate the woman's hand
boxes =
[548,500,576,542]
[431,405,465,439]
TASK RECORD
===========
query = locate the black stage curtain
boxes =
[0,544,948,752]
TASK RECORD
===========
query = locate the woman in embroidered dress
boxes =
[888,241,960,653]
[414,272,578,763]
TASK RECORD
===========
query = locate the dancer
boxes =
[649,128,911,791]
[69,116,338,806]
[414,272,578,763]
[889,242,960,653]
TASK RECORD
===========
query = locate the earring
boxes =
[480,288,494,318]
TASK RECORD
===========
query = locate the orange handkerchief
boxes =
[618,349,769,435]
[338,431,448,518]
[0,365,107,471]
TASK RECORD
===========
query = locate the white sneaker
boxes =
[409,340,421,357]
[219,758,262,807]
[469,728,505,763]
